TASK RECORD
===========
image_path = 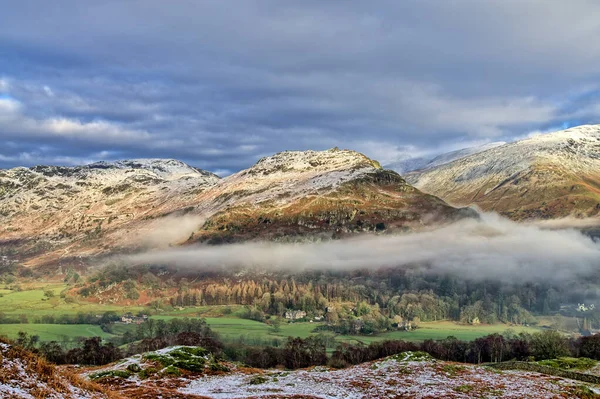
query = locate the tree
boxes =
[270,317,282,333]
[530,331,569,360]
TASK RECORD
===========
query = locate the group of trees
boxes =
[15,313,600,371]
[226,330,600,370]
[160,272,566,331]
[224,336,327,369]
[31,317,221,365]
[72,263,600,333]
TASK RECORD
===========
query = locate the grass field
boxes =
[152,316,541,347]
[335,321,541,345]
[0,286,544,346]
[0,284,144,317]
[0,323,116,342]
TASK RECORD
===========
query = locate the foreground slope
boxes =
[0,339,117,399]
[407,125,600,220]
[87,350,595,399]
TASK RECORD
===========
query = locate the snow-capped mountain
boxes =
[0,149,475,268]
[191,148,475,243]
[0,159,220,266]
[406,125,600,220]
[384,142,506,174]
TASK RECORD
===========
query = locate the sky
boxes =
[1,1,600,175]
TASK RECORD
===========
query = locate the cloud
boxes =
[124,213,600,283]
[140,215,206,248]
[1,1,600,170]
[0,78,9,92]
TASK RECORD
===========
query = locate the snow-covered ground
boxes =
[0,341,108,399]
[178,353,591,399]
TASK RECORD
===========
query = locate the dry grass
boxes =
[0,337,123,399]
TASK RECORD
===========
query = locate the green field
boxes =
[0,285,544,346]
[0,284,144,317]
[152,316,541,347]
[0,324,116,342]
[335,321,541,345]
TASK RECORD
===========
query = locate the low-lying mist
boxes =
[125,213,600,283]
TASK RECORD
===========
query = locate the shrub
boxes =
[248,375,268,385]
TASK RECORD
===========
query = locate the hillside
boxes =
[0,149,475,268]
[407,125,600,220]
[0,338,117,399]
[191,148,475,243]
[0,159,220,267]
[85,349,598,398]
[384,142,505,174]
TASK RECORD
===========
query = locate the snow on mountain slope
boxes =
[0,149,475,267]
[407,125,600,220]
[190,148,475,243]
[385,142,506,175]
[185,148,474,242]
[0,159,220,266]
[426,142,506,169]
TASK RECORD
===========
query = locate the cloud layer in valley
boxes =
[126,213,600,283]
[1,1,600,172]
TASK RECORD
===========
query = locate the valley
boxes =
[1,141,600,398]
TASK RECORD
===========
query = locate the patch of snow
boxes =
[179,355,587,399]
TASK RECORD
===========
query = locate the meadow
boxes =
[0,284,543,346]
[0,323,116,342]
[0,283,144,317]
[150,315,541,347]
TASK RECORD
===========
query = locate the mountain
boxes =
[425,142,507,169]
[384,142,505,174]
[0,159,220,267]
[0,149,475,268]
[190,148,475,243]
[406,125,600,220]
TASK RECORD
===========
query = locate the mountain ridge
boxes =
[0,148,474,268]
[407,124,600,220]
[384,142,506,174]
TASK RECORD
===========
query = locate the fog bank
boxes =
[126,213,600,282]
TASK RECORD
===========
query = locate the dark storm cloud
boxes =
[1,0,600,173]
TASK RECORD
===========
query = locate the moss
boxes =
[208,360,230,372]
[454,384,475,393]
[538,357,597,371]
[161,365,182,377]
[89,369,132,380]
[143,354,174,367]
[248,375,268,385]
[173,358,206,372]
[442,364,467,376]
[144,347,209,372]
[138,367,158,379]
[126,363,141,373]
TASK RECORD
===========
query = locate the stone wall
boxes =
[487,361,600,385]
